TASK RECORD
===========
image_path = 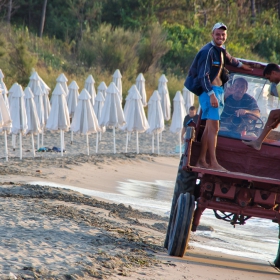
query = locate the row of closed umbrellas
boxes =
[0,69,194,161]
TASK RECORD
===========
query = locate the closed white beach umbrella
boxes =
[28,71,51,146]
[24,87,42,157]
[84,75,96,107]
[121,85,149,153]
[170,91,187,157]
[136,73,147,107]
[28,71,41,94]
[67,81,79,144]
[99,82,125,153]
[112,69,122,100]
[56,73,69,96]
[46,83,70,156]
[71,88,101,155]
[10,84,28,160]
[67,81,79,118]
[97,81,107,99]
[94,88,106,136]
[158,74,171,121]
[0,87,12,161]
[8,83,19,109]
[0,70,9,109]
[183,86,194,112]
[147,90,164,154]
[8,82,19,150]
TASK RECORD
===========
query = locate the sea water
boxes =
[30,179,278,263]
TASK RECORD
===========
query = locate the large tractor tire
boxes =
[167,193,195,257]
[164,157,197,249]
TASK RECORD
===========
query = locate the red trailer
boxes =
[165,59,280,267]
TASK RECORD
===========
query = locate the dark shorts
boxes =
[199,86,224,120]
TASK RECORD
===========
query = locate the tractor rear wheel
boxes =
[167,192,195,257]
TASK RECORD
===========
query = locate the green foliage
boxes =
[79,24,140,80]
[137,23,171,74]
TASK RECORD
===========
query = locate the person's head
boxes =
[188,106,197,117]
[263,63,280,83]
[231,78,248,101]
[211,22,227,47]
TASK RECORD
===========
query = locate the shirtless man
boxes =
[243,63,280,150]
[185,22,251,170]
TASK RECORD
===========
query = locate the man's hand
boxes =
[235,109,247,117]
[210,94,218,107]
[241,64,252,71]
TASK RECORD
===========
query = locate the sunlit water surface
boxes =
[30,179,278,263]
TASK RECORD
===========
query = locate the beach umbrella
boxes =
[33,85,45,150]
[99,82,125,153]
[112,69,122,101]
[136,73,147,107]
[97,81,107,99]
[71,88,101,155]
[28,71,51,146]
[121,85,149,153]
[24,87,42,157]
[55,73,69,99]
[84,75,96,107]
[158,74,171,121]
[146,90,164,154]
[67,81,79,144]
[46,83,70,156]
[9,84,28,160]
[170,91,187,157]
[182,86,194,112]
[8,83,20,149]
[0,87,12,161]
[0,69,9,110]
[94,87,106,138]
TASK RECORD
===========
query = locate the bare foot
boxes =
[195,160,209,168]
[242,140,261,151]
[208,163,227,172]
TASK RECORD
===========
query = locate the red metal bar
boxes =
[197,197,280,221]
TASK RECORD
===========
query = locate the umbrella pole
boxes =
[96,132,99,153]
[136,131,139,154]
[37,134,40,150]
[60,130,64,157]
[31,133,35,157]
[125,132,128,153]
[152,133,154,154]
[12,134,16,151]
[19,133,22,160]
[157,132,160,155]
[71,130,73,144]
[4,130,8,162]
[41,130,44,146]
[86,134,89,155]
[99,131,102,141]
[113,127,116,154]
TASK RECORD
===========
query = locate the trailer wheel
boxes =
[167,192,195,257]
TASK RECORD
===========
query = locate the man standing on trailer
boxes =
[185,22,251,171]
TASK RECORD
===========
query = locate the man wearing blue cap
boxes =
[185,22,251,171]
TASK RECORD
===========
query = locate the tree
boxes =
[39,0,47,37]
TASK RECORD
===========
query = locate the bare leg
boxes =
[196,120,226,170]
[196,124,209,168]
[207,120,226,170]
[243,109,280,150]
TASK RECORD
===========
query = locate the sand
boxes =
[0,128,279,279]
